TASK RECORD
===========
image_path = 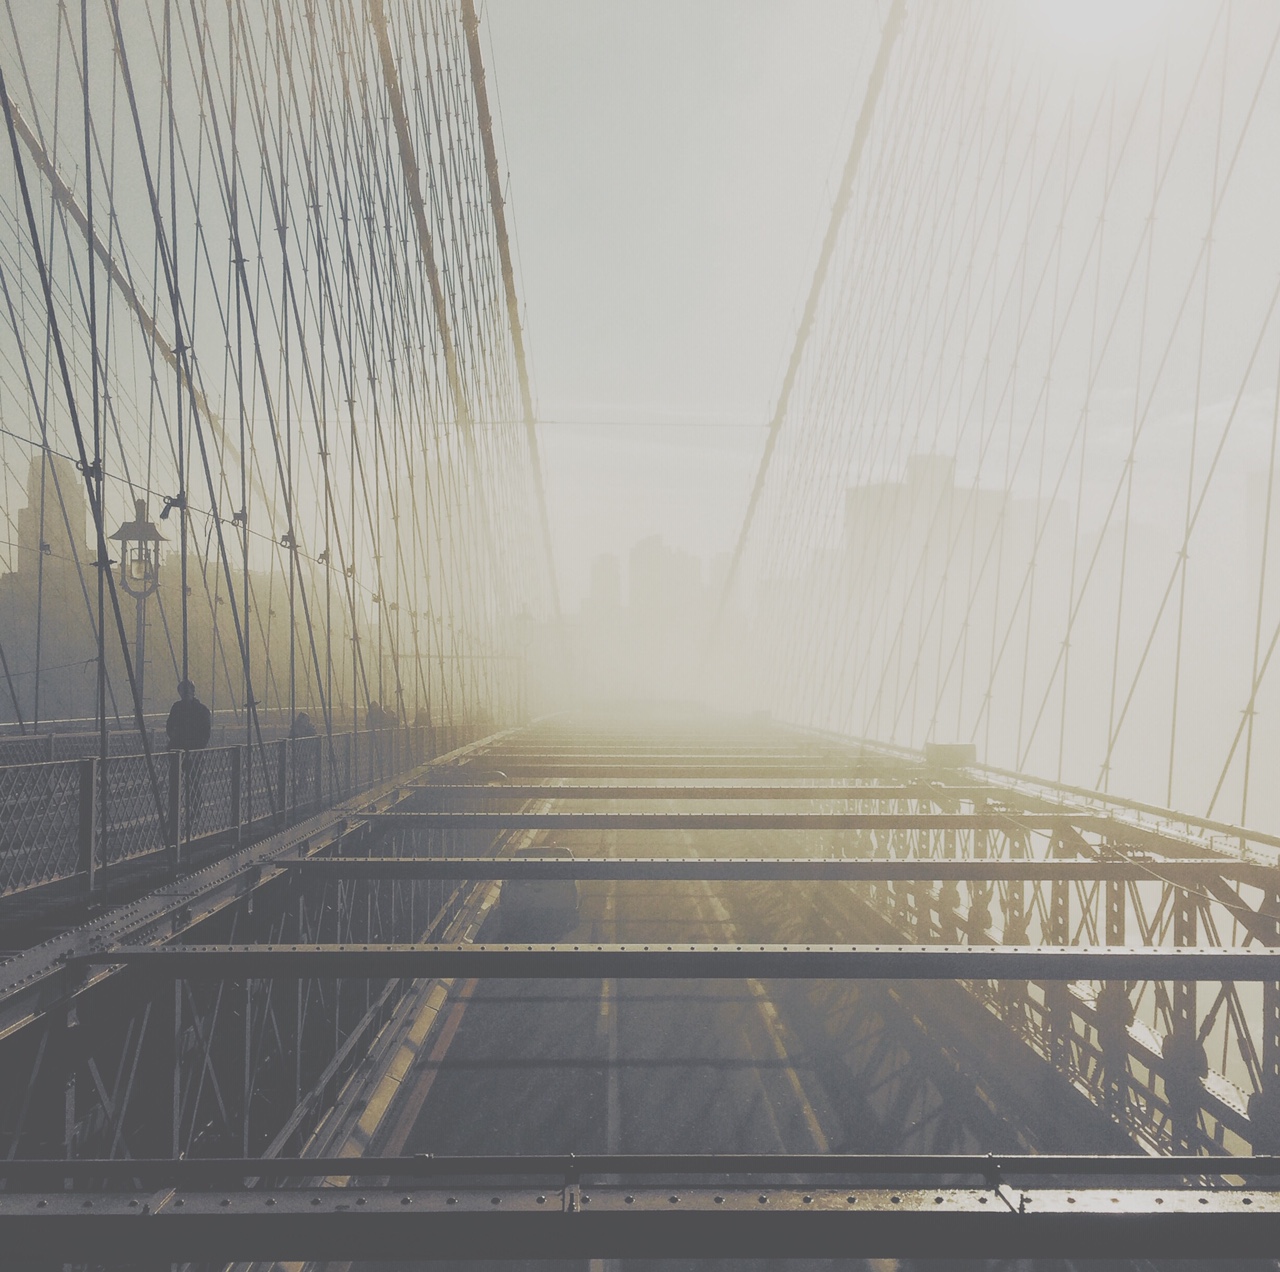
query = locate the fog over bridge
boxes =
[1,3,1279,1268]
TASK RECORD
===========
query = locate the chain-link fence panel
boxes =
[49,733,101,761]
[0,760,81,893]
[365,728,391,786]
[1,724,485,897]
[244,741,282,831]
[0,735,55,767]
[184,747,237,843]
[99,753,167,867]
[290,737,322,814]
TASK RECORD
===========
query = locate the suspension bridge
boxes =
[1,1,1279,1267]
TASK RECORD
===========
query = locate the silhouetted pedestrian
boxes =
[166,679,211,751]
[289,711,319,807]
[167,680,211,838]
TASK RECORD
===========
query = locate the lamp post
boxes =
[110,499,164,714]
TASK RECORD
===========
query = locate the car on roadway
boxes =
[499,843,580,937]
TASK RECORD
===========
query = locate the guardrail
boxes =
[0,723,315,765]
[0,724,478,898]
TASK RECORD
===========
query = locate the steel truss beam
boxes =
[480,748,849,758]
[410,783,1000,800]
[370,812,1113,831]
[0,730,501,1040]
[455,764,893,778]
[81,943,1280,980]
[2,1183,1277,1261]
[471,742,840,751]
[0,732,503,1165]
[0,1150,1271,1182]
[286,855,1272,886]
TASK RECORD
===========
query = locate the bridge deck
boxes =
[1,717,1276,1266]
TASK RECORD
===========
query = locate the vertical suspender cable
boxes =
[708,0,906,661]
[0,55,166,826]
[1168,3,1232,806]
[367,0,507,689]
[82,0,108,775]
[165,0,188,686]
[460,0,564,640]
[0,634,25,732]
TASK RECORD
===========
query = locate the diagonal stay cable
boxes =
[707,0,907,665]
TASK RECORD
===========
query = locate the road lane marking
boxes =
[591,827,623,1272]
[698,882,831,1153]
[599,828,622,1155]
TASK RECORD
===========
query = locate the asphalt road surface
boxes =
[342,810,854,1272]
[343,808,1269,1272]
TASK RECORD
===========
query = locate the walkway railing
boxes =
[0,722,304,765]
[0,723,479,897]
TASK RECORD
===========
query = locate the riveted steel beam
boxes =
[78,943,1280,981]
[368,812,1110,832]
[0,1151,1271,1184]
[409,783,1021,802]
[1,1184,1277,1261]
[478,750,858,761]
[282,855,1272,886]
[457,764,899,779]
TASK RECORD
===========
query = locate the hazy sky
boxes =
[480,1,886,606]
[479,1,1280,614]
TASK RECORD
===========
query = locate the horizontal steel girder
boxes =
[286,855,1268,885]
[455,764,897,778]
[2,1185,1277,1261]
[0,1151,1271,1183]
[78,943,1280,980]
[370,812,1110,831]
[410,783,1001,801]
[490,744,786,752]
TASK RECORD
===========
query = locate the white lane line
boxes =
[687,886,789,1150]
[698,882,831,1154]
[591,829,621,1272]
[674,824,793,1152]
[596,828,621,1153]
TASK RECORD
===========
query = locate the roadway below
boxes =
[340,786,1270,1272]
[345,810,855,1272]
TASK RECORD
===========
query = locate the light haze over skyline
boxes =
[481,1,883,606]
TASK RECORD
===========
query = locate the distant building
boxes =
[0,453,370,730]
[629,535,701,620]
[0,453,98,724]
[566,536,712,705]
[844,454,1007,576]
[585,553,621,617]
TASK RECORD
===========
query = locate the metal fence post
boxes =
[167,751,182,872]
[230,745,243,845]
[77,756,97,891]
[277,740,289,827]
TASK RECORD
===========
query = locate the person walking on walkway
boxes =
[166,679,211,837]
